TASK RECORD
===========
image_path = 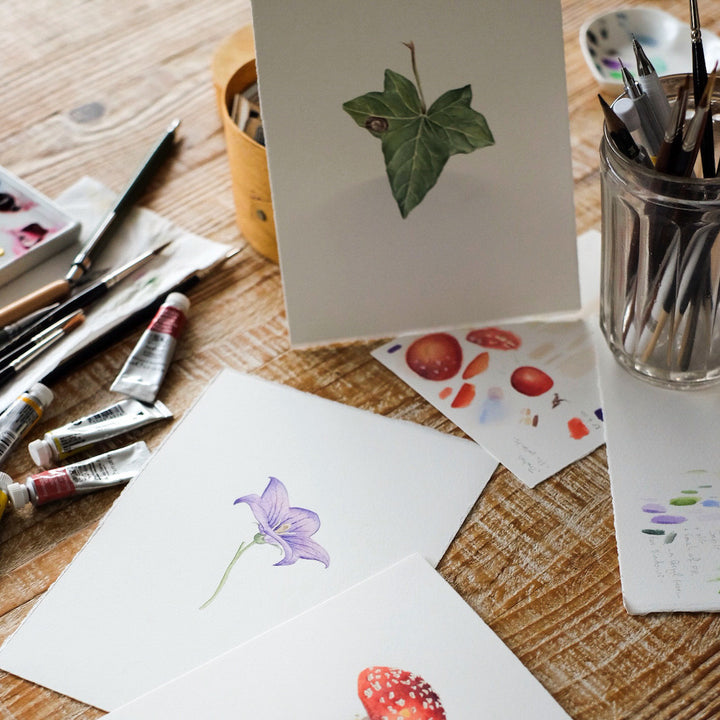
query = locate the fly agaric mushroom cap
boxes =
[357,666,447,720]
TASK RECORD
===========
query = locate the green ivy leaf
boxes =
[427,85,495,156]
[343,65,494,218]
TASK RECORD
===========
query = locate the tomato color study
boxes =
[567,417,590,439]
[462,351,489,379]
[451,383,476,408]
[510,366,554,396]
[405,333,463,381]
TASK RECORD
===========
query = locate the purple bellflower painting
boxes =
[200,476,330,609]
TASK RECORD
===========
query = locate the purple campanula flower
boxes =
[234,476,330,567]
[200,476,329,609]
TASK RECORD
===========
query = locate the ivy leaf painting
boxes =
[343,42,494,218]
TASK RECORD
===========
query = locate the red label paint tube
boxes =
[5,441,150,508]
[110,292,189,403]
[0,383,53,469]
[28,397,172,468]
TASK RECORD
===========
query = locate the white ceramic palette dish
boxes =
[580,7,720,94]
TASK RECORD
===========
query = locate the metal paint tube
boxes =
[5,441,150,508]
[110,292,189,403]
[0,383,53,468]
[28,397,172,468]
[0,472,9,521]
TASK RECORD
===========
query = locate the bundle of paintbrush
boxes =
[598,14,720,388]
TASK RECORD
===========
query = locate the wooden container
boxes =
[211,25,255,118]
[221,60,278,263]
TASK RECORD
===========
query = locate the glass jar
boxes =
[600,75,720,388]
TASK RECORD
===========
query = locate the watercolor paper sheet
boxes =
[373,319,604,486]
[0,369,496,710]
[250,0,579,345]
[596,337,720,614]
[105,554,570,720]
[0,176,230,411]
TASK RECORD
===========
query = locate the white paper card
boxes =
[105,554,570,719]
[373,319,604,486]
[0,369,497,710]
[251,0,579,345]
[596,336,720,613]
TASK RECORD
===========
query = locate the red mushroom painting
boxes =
[357,666,447,719]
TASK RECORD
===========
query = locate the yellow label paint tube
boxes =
[110,292,189,403]
[0,383,53,468]
[28,397,172,468]
[0,472,9,521]
[5,441,150,508]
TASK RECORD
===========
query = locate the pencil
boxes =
[633,36,672,133]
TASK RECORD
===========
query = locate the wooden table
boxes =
[1,0,718,717]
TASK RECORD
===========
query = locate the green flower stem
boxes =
[200,536,262,609]
[403,41,426,113]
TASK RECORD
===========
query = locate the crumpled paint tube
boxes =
[5,441,150,508]
[110,292,189,403]
[28,397,172,468]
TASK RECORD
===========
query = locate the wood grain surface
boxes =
[1,1,719,718]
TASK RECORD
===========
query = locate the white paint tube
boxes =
[110,292,189,403]
[28,398,172,468]
[5,441,150,508]
[0,383,53,468]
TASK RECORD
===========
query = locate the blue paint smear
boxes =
[387,344,402,354]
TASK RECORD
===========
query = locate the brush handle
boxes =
[692,41,715,178]
[0,279,71,326]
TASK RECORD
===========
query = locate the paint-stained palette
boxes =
[373,319,604,486]
[0,166,80,287]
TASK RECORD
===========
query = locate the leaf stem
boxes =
[403,41,426,113]
[199,537,259,609]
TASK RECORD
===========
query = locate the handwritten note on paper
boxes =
[595,336,720,613]
[372,319,604,486]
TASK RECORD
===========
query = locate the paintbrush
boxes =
[0,240,171,364]
[39,246,243,387]
[0,120,180,327]
[689,0,715,177]
[0,311,85,388]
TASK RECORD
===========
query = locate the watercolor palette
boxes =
[0,166,81,287]
[580,7,720,94]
